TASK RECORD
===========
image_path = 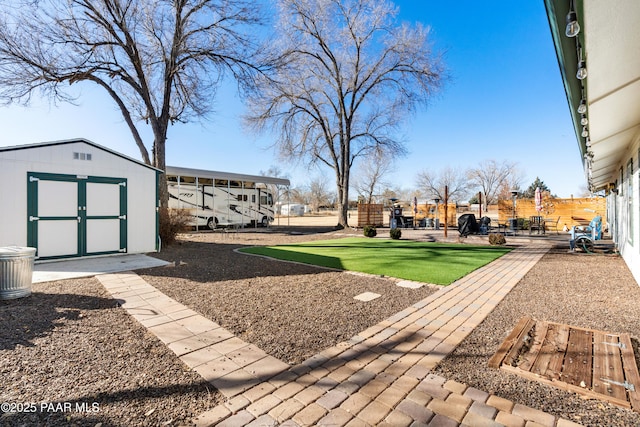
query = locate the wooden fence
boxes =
[357,198,606,231]
[498,197,607,231]
[357,203,384,227]
[358,203,458,227]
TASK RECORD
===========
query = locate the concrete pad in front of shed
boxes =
[354,292,381,302]
[32,254,169,283]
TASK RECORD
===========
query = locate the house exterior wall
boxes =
[0,140,158,257]
[608,139,640,285]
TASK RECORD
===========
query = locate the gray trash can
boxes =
[0,246,36,300]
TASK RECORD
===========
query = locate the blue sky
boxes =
[0,1,585,198]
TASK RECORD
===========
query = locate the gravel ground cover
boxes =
[143,229,640,426]
[140,229,440,365]
[3,227,639,427]
[433,247,640,427]
[0,278,221,427]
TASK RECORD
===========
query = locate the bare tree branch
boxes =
[0,0,269,212]
[467,159,523,210]
[244,0,446,228]
[416,166,470,204]
[352,149,394,204]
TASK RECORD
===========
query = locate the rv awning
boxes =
[165,166,290,186]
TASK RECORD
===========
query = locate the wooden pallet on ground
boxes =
[489,316,640,413]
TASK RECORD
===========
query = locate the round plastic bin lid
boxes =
[0,246,37,257]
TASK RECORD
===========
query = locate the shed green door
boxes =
[27,173,127,259]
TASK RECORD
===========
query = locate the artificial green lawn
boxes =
[240,237,512,285]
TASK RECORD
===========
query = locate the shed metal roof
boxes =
[0,139,290,186]
[0,138,162,172]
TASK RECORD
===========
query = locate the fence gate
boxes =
[27,172,127,260]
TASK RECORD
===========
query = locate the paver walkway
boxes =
[98,243,583,426]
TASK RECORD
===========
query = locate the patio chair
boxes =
[528,216,544,235]
[569,216,602,252]
[545,216,561,235]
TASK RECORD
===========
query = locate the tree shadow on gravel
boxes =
[1,381,214,427]
[139,241,331,283]
[0,292,117,350]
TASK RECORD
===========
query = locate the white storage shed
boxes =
[0,139,160,260]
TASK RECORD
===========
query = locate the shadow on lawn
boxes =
[240,239,513,285]
[139,240,342,284]
[275,240,511,253]
[139,238,513,285]
[0,292,116,350]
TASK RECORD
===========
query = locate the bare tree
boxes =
[0,0,266,210]
[307,176,332,212]
[467,160,521,210]
[380,186,400,203]
[287,177,332,211]
[245,0,445,228]
[352,150,394,204]
[259,165,290,211]
[288,186,308,205]
[416,166,470,203]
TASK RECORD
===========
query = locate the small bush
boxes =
[488,233,506,245]
[159,208,191,248]
[363,225,377,238]
[389,228,402,240]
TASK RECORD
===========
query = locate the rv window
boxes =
[252,195,256,203]
[260,195,267,205]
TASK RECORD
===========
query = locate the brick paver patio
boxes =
[98,243,584,426]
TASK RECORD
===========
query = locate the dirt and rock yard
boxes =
[1,227,639,426]
[0,277,220,427]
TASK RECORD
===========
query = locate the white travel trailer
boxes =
[166,166,289,229]
[280,203,306,217]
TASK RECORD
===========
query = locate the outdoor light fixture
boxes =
[581,126,589,138]
[565,0,580,37]
[580,115,588,126]
[576,43,587,80]
[585,138,591,147]
[576,60,588,80]
[577,98,587,114]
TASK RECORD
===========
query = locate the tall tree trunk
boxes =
[335,134,351,228]
[336,169,350,229]
[153,133,169,211]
